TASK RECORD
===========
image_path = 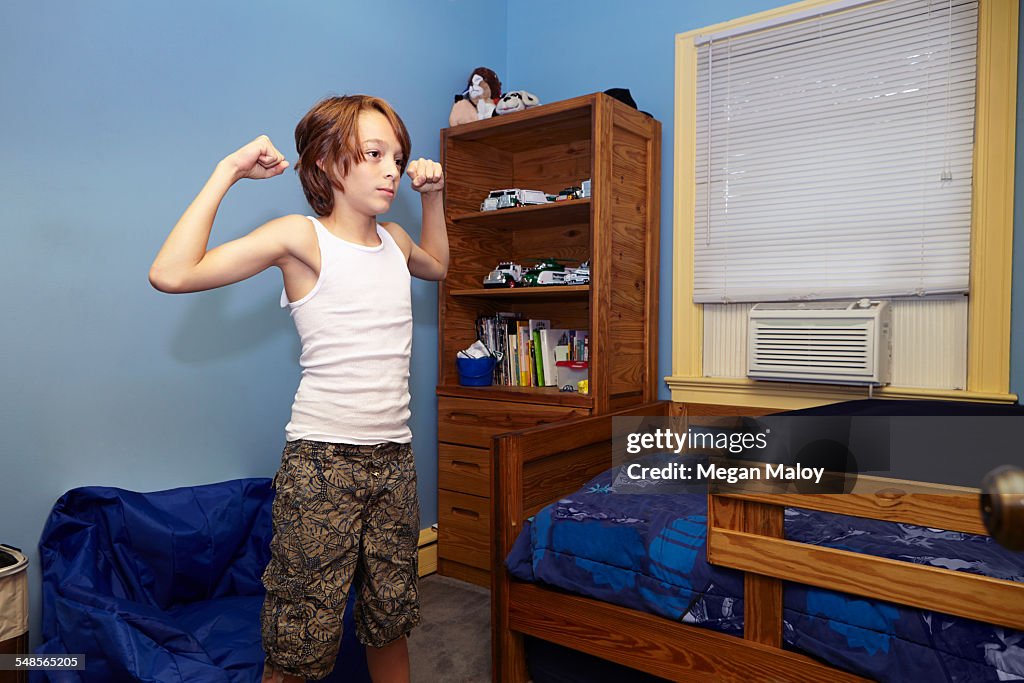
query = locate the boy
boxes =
[149,95,446,683]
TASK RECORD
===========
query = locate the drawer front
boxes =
[438,489,490,570]
[438,444,490,498]
[437,396,589,448]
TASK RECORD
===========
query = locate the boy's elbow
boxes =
[434,254,449,281]
[148,266,185,293]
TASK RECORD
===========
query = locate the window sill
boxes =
[664,375,1017,411]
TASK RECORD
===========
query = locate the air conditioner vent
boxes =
[747,301,891,385]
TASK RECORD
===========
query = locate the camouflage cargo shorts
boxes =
[260,439,420,680]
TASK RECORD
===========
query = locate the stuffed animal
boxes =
[449,67,502,126]
[495,90,541,115]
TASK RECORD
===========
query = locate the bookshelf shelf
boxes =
[436,93,661,586]
[435,384,593,408]
[450,199,591,231]
[449,285,589,299]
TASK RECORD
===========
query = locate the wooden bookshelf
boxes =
[435,93,661,585]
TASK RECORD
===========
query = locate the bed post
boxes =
[492,431,529,683]
[708,495,784,646]
[491,401,673,682]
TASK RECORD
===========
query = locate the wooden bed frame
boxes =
[491,400,1024,682]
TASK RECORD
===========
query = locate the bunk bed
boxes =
[491,400,1024,682]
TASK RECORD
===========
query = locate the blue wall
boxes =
[0,0,504,647]
[2,0,1021,654]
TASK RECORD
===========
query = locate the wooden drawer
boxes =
[438,489,490,570]
[438,396,589,448]
[438,443,490,498]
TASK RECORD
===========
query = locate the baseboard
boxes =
[418,526,438,577]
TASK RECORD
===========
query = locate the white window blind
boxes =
[693,0,978,304]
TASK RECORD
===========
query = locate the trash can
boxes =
[0,545,28,683]
[456,356,495,386]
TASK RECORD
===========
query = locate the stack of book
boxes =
[475,314,588,388]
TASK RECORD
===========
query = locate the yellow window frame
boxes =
[668,0,1019,409]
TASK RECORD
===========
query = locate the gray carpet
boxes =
[409,574,491,683]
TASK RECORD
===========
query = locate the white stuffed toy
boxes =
[495,90,541,115]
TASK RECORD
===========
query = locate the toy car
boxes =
[480,189,551,211]
[564,260,591,285]
[483,261,523,288]
[521,258,571,286]
[555,186,583,202]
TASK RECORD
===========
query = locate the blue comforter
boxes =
[506,463,1024,682]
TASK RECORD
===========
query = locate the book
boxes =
[568,330,589,361]
[554,345,570,363]
[475,311,522,385]
[507,332,519,385]
[527,321,553,385]
[480,320,587,388]
[532,329,544,386]
[538,329,570,386]
[516,322,531,386]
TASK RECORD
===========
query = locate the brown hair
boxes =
[294,95,411,216]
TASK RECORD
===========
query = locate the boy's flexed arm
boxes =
[403,158,449,281]
[149,136,293,293]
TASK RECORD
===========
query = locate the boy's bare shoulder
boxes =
[380,221,412,257]
[261,213,311,233]
[259,214,316,265]
[261,214,313,241]
[378,222,413,262]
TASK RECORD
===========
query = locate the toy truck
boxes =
[480,189,551,211]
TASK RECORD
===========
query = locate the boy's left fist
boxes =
[406,158,444,194]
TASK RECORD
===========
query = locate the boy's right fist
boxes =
[222,135,289,180]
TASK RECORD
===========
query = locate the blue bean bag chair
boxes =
[35,478,371,683]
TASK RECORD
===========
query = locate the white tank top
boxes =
[281,216,412,444]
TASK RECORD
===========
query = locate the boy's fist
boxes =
[223,135,289,180]
[406,158,444,194]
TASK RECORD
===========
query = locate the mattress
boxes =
[506,458,1024,682]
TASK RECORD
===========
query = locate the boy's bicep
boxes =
[407,242,446,281]
[179,220,295,292]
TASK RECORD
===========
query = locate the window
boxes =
[670,0,1018,407]
[694,0,977,304]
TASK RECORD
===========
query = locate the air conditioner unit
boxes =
[747,300,891,386]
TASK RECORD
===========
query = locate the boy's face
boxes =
[334,110,406,217]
